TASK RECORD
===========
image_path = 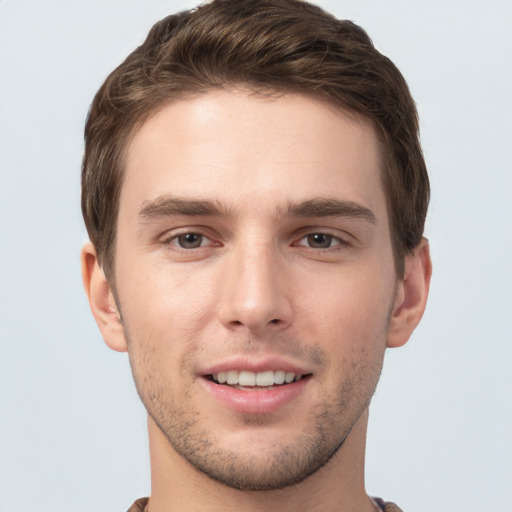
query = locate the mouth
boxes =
[205,370,311,390]
[201,365,312,413]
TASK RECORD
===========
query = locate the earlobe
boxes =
[387,238,432,348]
[80,242,128,352]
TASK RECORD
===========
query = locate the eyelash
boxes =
[162,231,216,250]
[161,230,349,251]
[294,232,348,250]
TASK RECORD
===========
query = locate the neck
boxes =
[146,409,376,512]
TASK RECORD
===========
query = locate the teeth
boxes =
[226,370,238,385]
[274,370,285,385]
[239,371,256,386]
[211,370,304,387]
[256,370,274,386]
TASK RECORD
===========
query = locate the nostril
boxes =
[270,319,280,324]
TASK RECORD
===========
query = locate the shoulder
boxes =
[373,497,404,512]
[127,497,149,512]
[127,496,403,512]
[384,503,404,512]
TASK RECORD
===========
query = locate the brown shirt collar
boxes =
[127,497,404,512]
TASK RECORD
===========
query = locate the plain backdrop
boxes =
[1,1,511,511]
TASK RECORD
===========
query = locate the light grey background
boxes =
[1,1,511,511]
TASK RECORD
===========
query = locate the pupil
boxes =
[308,233,331,248]
[178,233,202,248]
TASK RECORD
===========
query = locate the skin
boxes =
[82,88,431,512]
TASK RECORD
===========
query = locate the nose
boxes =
[217,241,293,333]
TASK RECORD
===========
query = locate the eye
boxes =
[173,232,208,249]
[298,233,344,249]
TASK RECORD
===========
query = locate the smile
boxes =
[201,366,312,413]
[208,370,308,389]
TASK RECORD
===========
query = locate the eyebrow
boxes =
[139,196,234,220]
[138,195,376,224]
[278,198,376,224]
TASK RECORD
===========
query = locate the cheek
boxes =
[117,259,216,334]
[295,266,394,391]
[116,276,212,394]
[119,271,204,406]
[298,264,395,339]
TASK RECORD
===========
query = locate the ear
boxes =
[81,242,128,352]
[387,238,432,348]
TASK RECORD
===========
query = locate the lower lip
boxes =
[200,377,310,414]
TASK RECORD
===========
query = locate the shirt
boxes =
[127,496,404,511]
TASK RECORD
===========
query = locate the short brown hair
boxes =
[82,0,429,279]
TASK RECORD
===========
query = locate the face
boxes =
[112,89,399,490]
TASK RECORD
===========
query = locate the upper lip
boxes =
[198,355,312,376]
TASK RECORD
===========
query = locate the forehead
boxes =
[121,88,385,220]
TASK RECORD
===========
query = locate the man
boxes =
[80,1,431,511]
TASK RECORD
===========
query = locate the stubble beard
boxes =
[149,391,352,491]
[125,333,385,491]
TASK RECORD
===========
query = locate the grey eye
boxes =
[306,233,333,248]
[176,233,204,249]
